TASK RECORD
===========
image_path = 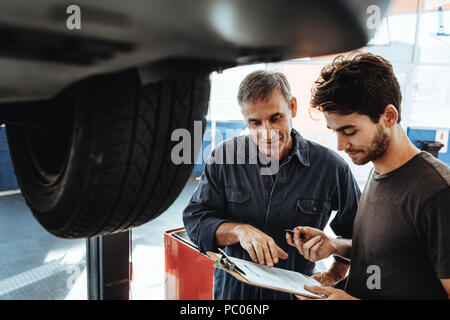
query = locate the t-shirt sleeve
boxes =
[416,187,450,279]
[329,162,361,239]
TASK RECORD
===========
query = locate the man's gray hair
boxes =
[237,70,292,107]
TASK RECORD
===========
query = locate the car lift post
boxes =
[86,230,131,300]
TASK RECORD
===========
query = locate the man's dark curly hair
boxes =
[310,52,402,123]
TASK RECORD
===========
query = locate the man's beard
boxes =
[352,124,390,165]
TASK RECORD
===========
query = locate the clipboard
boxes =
[206,249,325,299]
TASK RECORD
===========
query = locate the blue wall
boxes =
[193,120,247,174]
[0,126,19,191]
[407,127,450,166]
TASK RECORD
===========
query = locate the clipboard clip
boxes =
[214,248,246,276]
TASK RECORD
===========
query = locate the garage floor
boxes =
[0,174,199,300]
[0,190,88,299]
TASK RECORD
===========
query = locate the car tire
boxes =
[6,69,210,238]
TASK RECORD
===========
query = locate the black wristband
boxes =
[333,255,350,265]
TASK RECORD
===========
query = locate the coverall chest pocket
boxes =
[225,189,251,220]
[295,199,331,230]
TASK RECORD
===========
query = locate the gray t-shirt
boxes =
[346,152,450,299]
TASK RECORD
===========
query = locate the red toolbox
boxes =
[164,227,215,300]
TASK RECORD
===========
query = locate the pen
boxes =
[285,229,306,240]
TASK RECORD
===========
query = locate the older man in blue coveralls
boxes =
[183,70,361,300]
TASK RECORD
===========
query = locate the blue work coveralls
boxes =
[183,129,361,299]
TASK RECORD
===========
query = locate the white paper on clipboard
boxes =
[228,256,324,298]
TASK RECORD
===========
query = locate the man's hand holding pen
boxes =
[286,226,357,300]
[285,226,337,262]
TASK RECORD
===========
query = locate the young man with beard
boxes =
[183,70,361,299]
[287,52,450,299]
